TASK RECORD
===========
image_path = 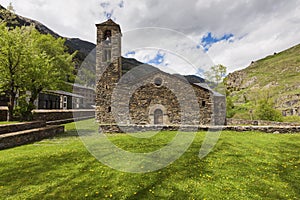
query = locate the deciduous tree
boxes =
[0,23,75,120]
[22,28,75,120]
[205,64,227,84]
[0,24,30,121]
[256,100,283,122]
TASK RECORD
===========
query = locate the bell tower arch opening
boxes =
[103,30,112,41]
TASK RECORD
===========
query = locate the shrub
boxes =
[226,97,235,118]
[256,100,283,122]
[13,95,34,121]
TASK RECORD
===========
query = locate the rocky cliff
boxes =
[225,43,300,116]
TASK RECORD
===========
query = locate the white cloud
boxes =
[208,2,300,72]
[122,27,213,75]
[1,0,300,74]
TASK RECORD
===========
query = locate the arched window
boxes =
[154,109,163,124]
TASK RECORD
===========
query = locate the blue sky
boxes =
[200,32,234,52]
[125,51,136,57]
[148,51,166,65]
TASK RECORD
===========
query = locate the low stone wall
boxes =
[0,126,64,150]
[99,124,300,134]
[0,107,7,121]
[32,109,95,121]
[100,125,181,133]
[0,125,64,150]
[225,125,300,133]
[0,121,46,135]
[226,118,300,126]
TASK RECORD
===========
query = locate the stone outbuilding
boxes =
[95,19,226,129]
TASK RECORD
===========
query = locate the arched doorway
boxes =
[149,104,169,125]
[154,109,163,124]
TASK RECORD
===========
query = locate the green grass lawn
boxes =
[0,121,19,125]
[0,122,299,199]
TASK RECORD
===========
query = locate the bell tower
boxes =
[95,19,122,124]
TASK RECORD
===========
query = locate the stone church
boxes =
[95,19,226,130]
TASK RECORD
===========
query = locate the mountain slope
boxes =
[225,43,300,116]
[121,57,205,83]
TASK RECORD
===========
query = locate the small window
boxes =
[154,77,163,87]
[103,49,112,62]
[220,103,225,109]
[202,101,206,107]
[108,106,111,113]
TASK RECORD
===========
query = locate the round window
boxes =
[154,77,163,87]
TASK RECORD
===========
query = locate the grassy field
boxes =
[0,121,19,125]
[0,122,299,199]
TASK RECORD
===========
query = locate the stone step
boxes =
[0,125,64,150]
[0,121,46,135]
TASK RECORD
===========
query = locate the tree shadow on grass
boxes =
[0,132,218,199]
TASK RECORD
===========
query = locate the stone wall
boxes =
[0,109,95,122]
[226,118,300,126]
[96,67,226,127]
[0,121,46,135]
[96,61,122,124]
[106,71,214,126]
[0,125,64,150]
[96,20,122,125]
[192,85,214,125]
[99,124,300,134]
[129,84,181,125]
[225,125,300,133]
[33,109,95,121]
[213,95,226,125]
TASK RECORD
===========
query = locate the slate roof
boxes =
[46,90,85,99]
[193,83,224,97]
[118,61,224,97]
